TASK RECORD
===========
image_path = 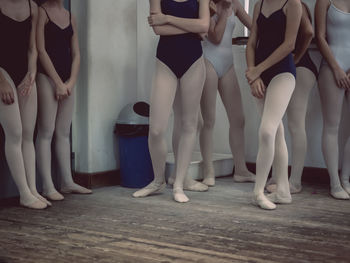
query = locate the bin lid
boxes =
[117,102,150,125]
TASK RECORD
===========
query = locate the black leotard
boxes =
[255,0,296,86]
[38,6,73,82]
[0,0,31,87]
[156,0,202,79]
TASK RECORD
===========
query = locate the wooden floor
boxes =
[0,177,349,263]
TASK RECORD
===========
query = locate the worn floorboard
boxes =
[0,177,349,263]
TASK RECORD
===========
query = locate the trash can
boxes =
[115,101,154,188]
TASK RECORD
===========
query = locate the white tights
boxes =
[254,73,295,210]
[318,64,350,199]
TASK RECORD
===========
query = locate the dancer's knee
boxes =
[259,124,276,146]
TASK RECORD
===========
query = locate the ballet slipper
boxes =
[202,177,215,187]
[133,181,166,198]
[33,192,52,206]
[266,192,292,204]
[252,193,276,210]
[289,183,302,194]
[44,191,65,201]
[168,176,208,192]
[61,183,92,194]
[20,197,47,210]
[330,185,350,200]
[233,171,256,183]
[173,188,189,203]
[341,180,350,195]
[266,184,277,193]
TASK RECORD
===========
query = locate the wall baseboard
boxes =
[73,170,120,189]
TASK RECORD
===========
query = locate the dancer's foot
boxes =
[32,191,52,206]
[61,183,92,194]
[202,177,215,187]
[133,180,166,198]
[202,164,215,186]
[341,179,350,195]
[330,185,350,200]
[289,182,302,194]
[20,194,47,210]
[168,176,208,192]
[43,190,64,201]
[173,188,189,203]
[252,193,276,210]
[233,170,256,183]
[267,192,292,204]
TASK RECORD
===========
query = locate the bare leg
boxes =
[133,59,177,198]
[200,59,218,186]
[219,66,255,183]
[318,64,349,199]
[340,92,350,194]
[36,73,64,201]
[0,68,46,209]
[253,73,295,210]
[287,67,316,193]
[168,90,208,191]
[17,82,51,206]
[173,57,206,203]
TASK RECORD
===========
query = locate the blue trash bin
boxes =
[115,102,154,188]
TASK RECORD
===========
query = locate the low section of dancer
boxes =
[36,0,91,201]
[200,0,255,187]
[133,0,210,203]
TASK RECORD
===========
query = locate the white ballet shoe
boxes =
[341,180,350,195]
[33,192,52,206]
[289,183,302,194]
[173,188,189,203]
[267,192,292,204]
[61,183,92,194]
[168,177,208,192]
[43,191,65,201]
[202,177,215,187]
[330,186,350,200]
[20,197,47,210]
[133,181,166,198]
[233,171,256,183]
[252,193,276,210]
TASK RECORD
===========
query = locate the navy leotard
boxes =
[156,0,202,79]
[255,0,296,86]
[294,2,317,77]
[0,0,31,87]
[38,7,73,82]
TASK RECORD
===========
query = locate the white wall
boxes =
[72,0,138,173]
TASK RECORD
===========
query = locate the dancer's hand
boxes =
[0,79,14,105]
[148,13,167,26]
[250,78,265,99]
[246,66,262,85]
[198,32,208,40]
[209,1,217,15]
[65,81,74,96]
[18,71,36,96]
[333,67,350,90]
[55,82,68,101]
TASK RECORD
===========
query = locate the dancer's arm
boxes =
[0,72,14,105]
[149,0,210,33]
[293,3,313,64]
[207,1,231,44]
[37,7,68,100]
[149,0,188,35]
[315,0,350,89]
[18,0,38,96]
[66,15,80,96]
[234,0,252,30]
[246,1,265,98]
[246,0,301,84]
